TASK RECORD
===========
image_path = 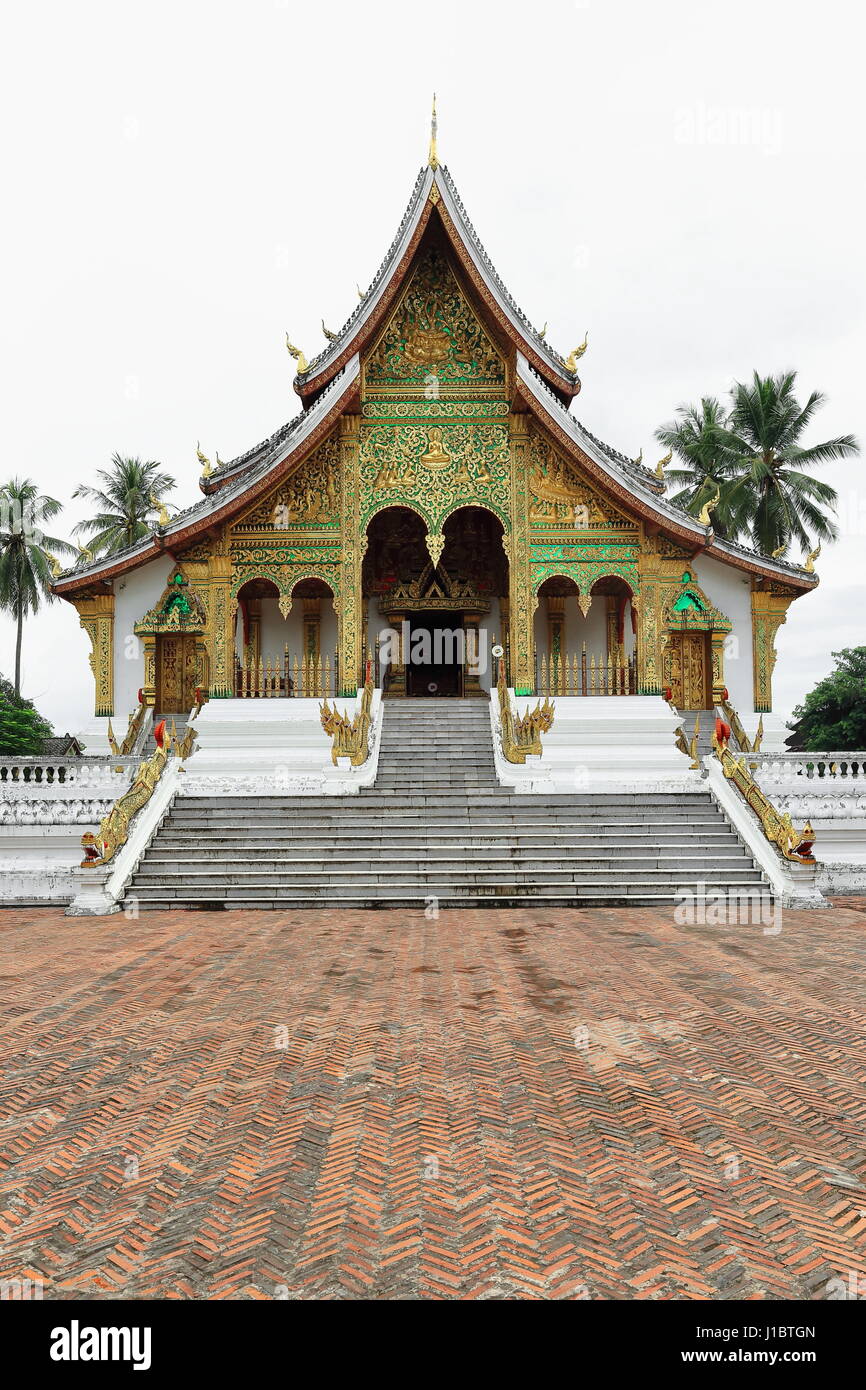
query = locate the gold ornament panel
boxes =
[364,247,505,395]
[359,421,510,531]
[527,428,637,530]
[232,433,340,532]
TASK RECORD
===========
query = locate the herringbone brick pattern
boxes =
[0,905,864,1299]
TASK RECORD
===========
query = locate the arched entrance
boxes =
[362,504,509,696]
[534,573,637,694]
[234,577,337,696]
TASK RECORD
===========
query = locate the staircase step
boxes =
[129,696,769,909]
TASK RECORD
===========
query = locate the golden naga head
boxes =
[804,542,821,573]
[150,492,169,527]
[197,440,212,477]
[698,482,721,527]
[655,449,672,480]
[770,543,786,558]
[285,333,309,374]
[564,333,588,373]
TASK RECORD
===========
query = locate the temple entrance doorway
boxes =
[155,633,198,713]
[665,631,711,709]
[406,613,464,697]
[362,505,508,698]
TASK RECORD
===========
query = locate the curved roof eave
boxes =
[295,165,581,403]
[516,355,818,593]
[53,357,360,596]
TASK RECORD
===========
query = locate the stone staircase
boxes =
[675,707,719,760]
[125,697,770,910]
[148,713,191,752]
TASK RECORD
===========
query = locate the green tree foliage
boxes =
[656,372,858,557]
[0,478,75,695]
[72,454,176,556]
[0,674,54,755]
[787,648,866,751]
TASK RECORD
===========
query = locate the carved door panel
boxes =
[665,632,709,708]
[156,634,198,712]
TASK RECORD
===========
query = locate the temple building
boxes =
[54,141,818,725]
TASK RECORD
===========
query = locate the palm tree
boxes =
[71,454,177,556]
[655,397,739,540]
[656,372,858,556]
[722,371,857,557]
[0,478,76,696]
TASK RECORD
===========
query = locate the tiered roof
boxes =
[54,162,817,597]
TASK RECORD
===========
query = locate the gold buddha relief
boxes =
[420,427,451,469]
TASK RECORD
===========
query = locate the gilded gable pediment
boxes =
[528,430,636,530]
[364,247,505,395]
[232,434,341,533]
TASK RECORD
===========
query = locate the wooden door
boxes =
[156,634,198,713]
[665,632,710,708]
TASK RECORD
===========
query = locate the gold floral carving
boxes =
[338,416,363,696]
[360,422,510,531]
[72,591,115,716]
[234,435,340,531]
[528,431,634,529]
[751,587,794,713]
[365,247,505,395]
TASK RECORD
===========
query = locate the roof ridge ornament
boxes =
[285,332,309,374]
[803,541,821,573]
[698,481,721,527]
[564,333,588,373]
[428,93,439,170]
[196,441,213,478]
[655,448,672,480]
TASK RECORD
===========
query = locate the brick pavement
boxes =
[0,904,864,1300]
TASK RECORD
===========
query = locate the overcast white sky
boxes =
[1,0,863,733]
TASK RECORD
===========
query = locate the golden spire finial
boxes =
[285,332,309,374]
[428,93,439,170]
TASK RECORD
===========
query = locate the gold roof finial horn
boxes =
[655,448,672,480]
[428,93,439,170]
[197,441,213,478]
[564,333,588,373]
[698,481,721,527]
[285,332,309,374]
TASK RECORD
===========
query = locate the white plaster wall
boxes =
[113,555,175,716]
[691,554,755,713]
[533,594,634,664]
[235,597,338,674]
